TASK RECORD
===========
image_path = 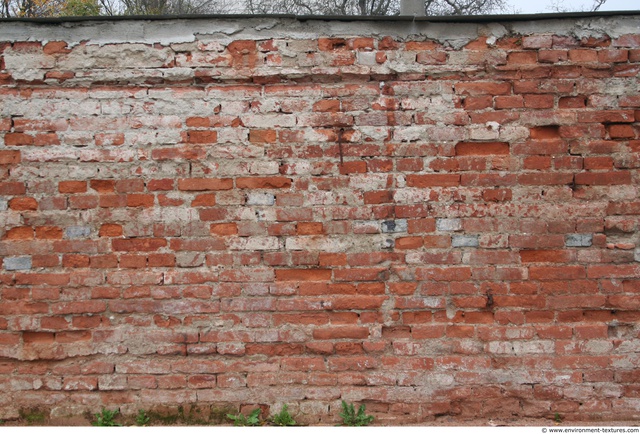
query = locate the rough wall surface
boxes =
[0,14,639,425]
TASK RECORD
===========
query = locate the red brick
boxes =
[23,332,55,343]
[313,326,369,340]
[58,181,87,193]
[598,49,629,63]
[209,223,237,236]
[524,94,554,109]
[523,35,553,49]
[379,36,399,50]
[0,182,26,195]
[529,265,586,280]
[4,226,34,240]
[0,150,21,164]
[148,179,174,191]
[178,178,233,191]
[584,157,613,170]
[318,38,347,51]
[405,174,460,187]
[187,130,217,143]
[124,194,152,207]
[90,180,115,193]
[275,269,332,281]
[69,195,98,209]
[578,110,635,123]
[613,34,640,47]
[568,49,598,62]
[520,250,573,263]
[518,173,573,185]
[249,129,277,143]
[35,226,63,239]
[455,142,509,156]
[608,124,636,139]
[364,190,393,204]
[559,96,586,108]
[508,51,538,64]
[575,171,631,185]
[4,133,33,146]
[188,193,214,207]
[482,189,512,202]
[313,100,341,112]
[494,95,524,109]
[395,236,423,250]
[297,222,323,235]
[112,238,167,252]
[530,125,560,140]
[99,224,123,237]
[9,197,37,211]
[339,161,367,174]
[62,254,90,268]
[56,330,91,343]
[236,177,292,189]
[405,41,440,50]
[455,82,511,95]
[152,147,206,161]
[416,51,447,64]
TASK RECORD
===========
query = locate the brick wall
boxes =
[0,14,639,424]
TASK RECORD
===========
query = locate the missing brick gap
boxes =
[486,291,494,307]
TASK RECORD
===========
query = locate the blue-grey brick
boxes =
[65,226,91,239]
[381,219,407,233]
[452,234,479,248]
[565,234,592,247]
[436,218,462,232]
[0,199,7,211]
[635,248,640,262]
[246,192,275,206]
[4,256,32,271]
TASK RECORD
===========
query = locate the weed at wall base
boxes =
[339,401,374,427]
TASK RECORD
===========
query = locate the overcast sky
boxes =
[507,0,638,14]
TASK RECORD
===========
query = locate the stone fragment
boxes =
[4,256,32,271]
[381,219,408,233]
[246,192,275,206]
[436,218,462,232]
[452,235,479,247]
[565,234,593,247]
[65,226,91,239]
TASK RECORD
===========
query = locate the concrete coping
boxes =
[0,12,638,48]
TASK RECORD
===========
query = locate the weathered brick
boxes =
[236,177,292,189]
[178,178,233,191]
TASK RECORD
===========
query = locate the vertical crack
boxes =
[337,127,344,165]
